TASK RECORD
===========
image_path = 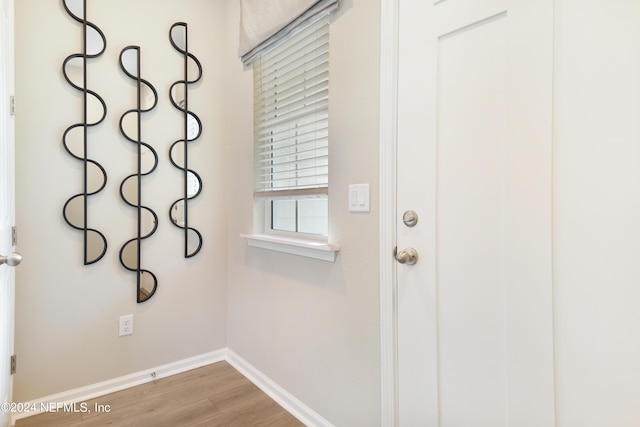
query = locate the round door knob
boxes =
[395,247,418,265]
[0,252,23,267]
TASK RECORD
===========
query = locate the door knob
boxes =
[395,247,418,265]
[0,252,22,267]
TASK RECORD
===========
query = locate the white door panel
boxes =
[437,15,508,425]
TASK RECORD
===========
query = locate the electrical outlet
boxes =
[119,315,134,336]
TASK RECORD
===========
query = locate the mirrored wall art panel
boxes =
[169,22,203,258]
[62,0,107,265]
[118,46,159,303]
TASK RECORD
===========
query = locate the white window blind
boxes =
[253,15,329,199]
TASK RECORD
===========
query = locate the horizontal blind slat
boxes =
[256,84,328,119]
[253,187,328,199]
[257,123,328,146]
[256,111,328,138]
[256,85,328,117]
[259,147,328,162]
[257,158,329,175]
[255,162,329,180]
[257,141,328,162]
[257,39,329,86]
[256,98,328,131]
[256,68,329,109]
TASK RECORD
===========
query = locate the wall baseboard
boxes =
[10,349,226,425]
[225,349,334,427]
[11,348,332,427]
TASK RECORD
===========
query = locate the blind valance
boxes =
[239,0,338,65]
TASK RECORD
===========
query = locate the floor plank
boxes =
[15,361,304,427]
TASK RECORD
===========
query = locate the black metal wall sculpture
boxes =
[118,46,159,303]
[169,22,203,258]
[62,0,108,265]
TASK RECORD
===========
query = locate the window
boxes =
[253,15,330,239]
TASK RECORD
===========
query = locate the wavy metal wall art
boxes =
[118,46,159,303]
[62,0,108,265]
[169,22,203,258]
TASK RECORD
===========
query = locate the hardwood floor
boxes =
[15,361,305,427]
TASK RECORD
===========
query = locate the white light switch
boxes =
[348,183,370,212]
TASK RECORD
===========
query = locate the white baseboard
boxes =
[10,349,226,425]
[225,349,334,427]
[10,348,333,427]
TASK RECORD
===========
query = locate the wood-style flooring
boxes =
[15,361,305,427]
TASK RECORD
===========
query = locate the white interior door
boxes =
[396,0,555,425]
[0,0,15,426]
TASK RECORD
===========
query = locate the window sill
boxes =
[240,234,340,262]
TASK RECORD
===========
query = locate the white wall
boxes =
[14,0,383,422]
[554,1,640,425]
[224,0,382,425]
[14,0,228,401]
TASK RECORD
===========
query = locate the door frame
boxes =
[378,0,398,425]
[0,0,15,425]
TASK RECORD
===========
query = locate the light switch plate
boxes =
[348,183,370,212]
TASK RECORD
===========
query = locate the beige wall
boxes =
[224,0,382,425]
[14,1,382,423]
[14,0,228,401]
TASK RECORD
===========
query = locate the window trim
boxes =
[241,233,339,262]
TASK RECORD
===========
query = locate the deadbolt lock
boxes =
[402,210,418,227]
